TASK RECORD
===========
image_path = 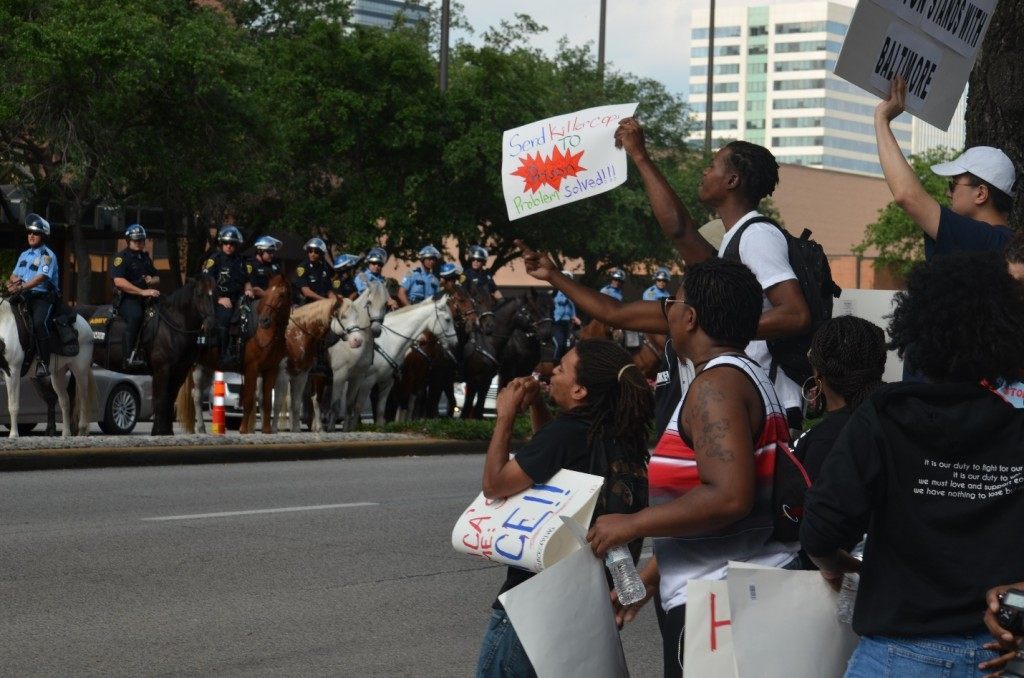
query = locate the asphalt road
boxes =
[0,455,663,677]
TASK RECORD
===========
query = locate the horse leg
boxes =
[50,366,72,438]
[290,371,309,433]
[5,359,23,438]
[191,366,210,435]
[376,379,394,426]
[260,370,276,434]
[239,367,256,435]
[272,361,288,433]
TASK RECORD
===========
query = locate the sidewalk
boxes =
[0,431,488,471]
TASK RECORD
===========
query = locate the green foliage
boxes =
[853,147,960,275]
[357,416,532,440]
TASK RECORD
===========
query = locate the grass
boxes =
[356,416,533,441]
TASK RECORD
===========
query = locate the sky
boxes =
[456,0,858,99]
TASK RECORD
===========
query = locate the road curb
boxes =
[0,437,490,472]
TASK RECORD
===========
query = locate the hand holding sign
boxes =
[613,117,647,159]
[877,74,908,123]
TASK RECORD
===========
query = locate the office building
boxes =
[911,87,967,155]
[688,1,912,176]
[351,0,429,29]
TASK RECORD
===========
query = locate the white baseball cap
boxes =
[931,146,1016,196]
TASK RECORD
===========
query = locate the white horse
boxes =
[325,280,388,431]
[0,294,96,437]
[351,295,457,426]
[272,297,365,433]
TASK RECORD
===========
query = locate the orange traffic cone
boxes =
[211,371,226,435]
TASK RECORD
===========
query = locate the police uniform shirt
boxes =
[111,249,157,291]
[202,251,248,299]
[600,284,623,301]
[332,276,357,298]
[643,285,671,302]
[13,244,59,294]
[246,257,281,290]
[293,259,333,299]
[401,267,439,303]
[354,268,385,293]
[464,267,497,294]
[552,290,575,322]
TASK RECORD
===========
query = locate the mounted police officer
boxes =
[354,247,398,309]
[202,226,253,368]
[111,224,160,369]
[463,245,502,301]
[6,214,60,377]
[642,267,672,302]
[551,270,581,363]
[246,236,282,299]
[398,244,440,306]
[599,268,626,301]
[332,253,361,301]
[438,261,463,285]
[293,238,335,306]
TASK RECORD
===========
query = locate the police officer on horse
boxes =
[202,226,253,368]
[293,237,335,306]
[642,267,672,302]
[246,236,282,299]
[355,247,398,309]
[111,224,160,369]
[600,268,626,301]
[6,214,60,377]
[332,253,362,301]
[463,245,502,301]
[398,244,441,306]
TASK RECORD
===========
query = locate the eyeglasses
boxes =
[661,297,690,320]
[948,180,977,193]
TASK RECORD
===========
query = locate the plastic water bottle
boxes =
[836,573,859,624]
[606,546,646,606]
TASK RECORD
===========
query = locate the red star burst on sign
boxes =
[510,145,587,193]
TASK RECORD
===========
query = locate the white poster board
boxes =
[502,103,638,221]
[499,518,629,678]
[834,0,1000,129]
[683,579,739,677]
[451,469,603,573]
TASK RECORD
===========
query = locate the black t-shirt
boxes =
[493,414,645,609]
[793,407,851,483]
[801,381,1024,636]
[924,206,1013,260]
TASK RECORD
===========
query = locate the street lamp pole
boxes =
[440,0,450,92]
[704,0,716,156]
[598,0,607,82]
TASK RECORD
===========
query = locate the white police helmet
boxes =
[254,236,281,252]
[439,262,462,279]
[654,267,671,282]
[333,253,361,270]
[366,247,387,264]
[469,245,489,262]
[25,213,51,237]
[125,223,147,241]
[417,244,441,260]
[218,225,244,245]
[610,269,626,282]
[304,238,327,254]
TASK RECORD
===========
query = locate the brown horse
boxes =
[578,318,667,381]
[239,275,291,434]
[388,330,442,421]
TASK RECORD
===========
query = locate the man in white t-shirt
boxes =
[517,119,811,423]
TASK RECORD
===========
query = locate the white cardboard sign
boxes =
[451,469,603,573]
[501,103,638,221]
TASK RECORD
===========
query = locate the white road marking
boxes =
[143,502,379,521]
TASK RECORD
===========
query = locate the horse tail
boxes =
[175,368,196,433]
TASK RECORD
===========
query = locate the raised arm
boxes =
[615,118,716,265]
[516,240,669,334]
[875,76,940,238]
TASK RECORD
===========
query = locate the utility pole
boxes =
[597,0,607,82]
[704,0,716,156]
[439,0,450,92]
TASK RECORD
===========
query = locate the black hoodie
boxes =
[801,381,1024,637]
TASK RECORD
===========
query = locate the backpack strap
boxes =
[719,215,784,262]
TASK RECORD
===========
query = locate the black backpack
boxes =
[770,438,812,543]
[721,216,841,385]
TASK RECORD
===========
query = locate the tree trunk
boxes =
[965,1,1024,229]
[68,202,91,304]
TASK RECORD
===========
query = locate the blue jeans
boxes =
[845,631,997,678]
[476,609,536,678]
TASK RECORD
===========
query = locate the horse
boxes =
[579,318,668,381]
[388,330,443,421]
[306,299,369,432]
[491,289,555,388]
[273,297,364,433]
[447,282,499,419]
[324,280,388,432]
[351,294,457,426]
[238,275,291,434]
[0,291,96,437]
[83,277,217,435]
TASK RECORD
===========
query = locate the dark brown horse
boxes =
[239,275,291,434]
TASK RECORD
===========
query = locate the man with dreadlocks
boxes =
[475,338,653,678]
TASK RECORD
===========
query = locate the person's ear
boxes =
[974,183,989,207]
[571,384,588,403]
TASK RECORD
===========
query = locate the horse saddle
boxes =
[232,300,257,341]
[10,296,79,363]
[87,305,117,342]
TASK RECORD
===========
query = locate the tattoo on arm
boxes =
[686,381,734,463]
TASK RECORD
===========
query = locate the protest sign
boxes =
[683,579,739,677]
[502,103,638,221]
[451,468,603,573]
[835,0,1000,129]
[726,562,859,678]
[499,517,629,678]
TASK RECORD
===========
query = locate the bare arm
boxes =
[516,240,669,334]
[616,118,716,265]
[397,286,411,306]
[16,274,48,292]
[482,380,534,499]
[876,76,940,238]
[757,279,811,340]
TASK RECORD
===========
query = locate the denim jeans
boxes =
[845,631,997,678]
[476,609,536,678]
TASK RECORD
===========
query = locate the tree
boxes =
[965,0,1024,230]
[852,147,958,275]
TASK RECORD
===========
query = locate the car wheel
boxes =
[99,383,140,435]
